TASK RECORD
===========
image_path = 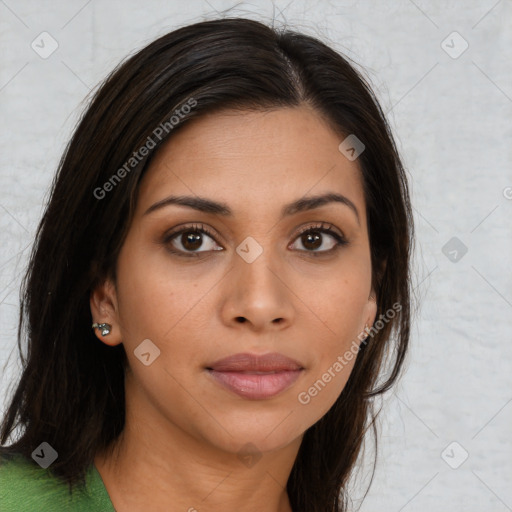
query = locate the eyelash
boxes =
[162,222,348,258]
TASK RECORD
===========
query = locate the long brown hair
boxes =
[0,17,414,511]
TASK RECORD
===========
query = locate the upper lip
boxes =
[207,352,304,372]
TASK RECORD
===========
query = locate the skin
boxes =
[91,105,377,512]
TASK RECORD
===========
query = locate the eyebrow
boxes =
[144,192,360,224]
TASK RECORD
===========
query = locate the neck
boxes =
[94,376,299,512]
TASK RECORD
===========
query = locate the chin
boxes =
[195,411,307,455]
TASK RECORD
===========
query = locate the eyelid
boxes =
[163,222,218,241]
[162,222,223,254]
[289,222,348,255]
[161,221,348,257]
[294,221,345,240]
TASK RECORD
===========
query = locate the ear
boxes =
[362,287,378,335]
[90,278,123,347]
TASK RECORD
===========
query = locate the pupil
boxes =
[182,231,202,250]
[303,232,321,250]
[180,231,323,252]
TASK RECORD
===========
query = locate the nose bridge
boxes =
[222,235,294,328]
[234,236,284,294]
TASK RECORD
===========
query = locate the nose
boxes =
[219,246,295,332]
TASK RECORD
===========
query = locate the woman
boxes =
[0,17,413,512]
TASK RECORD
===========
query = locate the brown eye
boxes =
[290,224,348,254]
[164,224,223,256]
[180,231,203,251]
[301,231,323,251]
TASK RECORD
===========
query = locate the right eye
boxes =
[163,223,224,257]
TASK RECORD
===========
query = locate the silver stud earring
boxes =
[92,322,112,336]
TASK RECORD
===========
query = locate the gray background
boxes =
[1,1,511,510]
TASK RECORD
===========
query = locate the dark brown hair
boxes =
[0,17,414,511]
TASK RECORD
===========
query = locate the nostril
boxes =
[235,317,246,323]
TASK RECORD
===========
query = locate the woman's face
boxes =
[92,106,377,457]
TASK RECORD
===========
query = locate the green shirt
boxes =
[0,453,116,511]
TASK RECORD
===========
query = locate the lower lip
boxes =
[207,369,303,399]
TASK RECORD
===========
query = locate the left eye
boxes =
[290,226,347,253]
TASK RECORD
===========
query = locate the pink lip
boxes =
[206,352,304,400]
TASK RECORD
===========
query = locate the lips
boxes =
[207,352,303,372]
[206,352,304,400]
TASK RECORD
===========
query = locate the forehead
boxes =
[136,106,366,221]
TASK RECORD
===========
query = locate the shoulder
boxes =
[0,452,75,511]
[0,452,114,512]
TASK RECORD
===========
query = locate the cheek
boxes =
[293,261,369,410]
[114,243,180,344]
[296,346,359,418]
[114,243,215,381]
[297,330,361,416]
[296,262,370,332]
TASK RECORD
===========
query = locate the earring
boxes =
[363,324,370,339]
[92,322,112,336]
